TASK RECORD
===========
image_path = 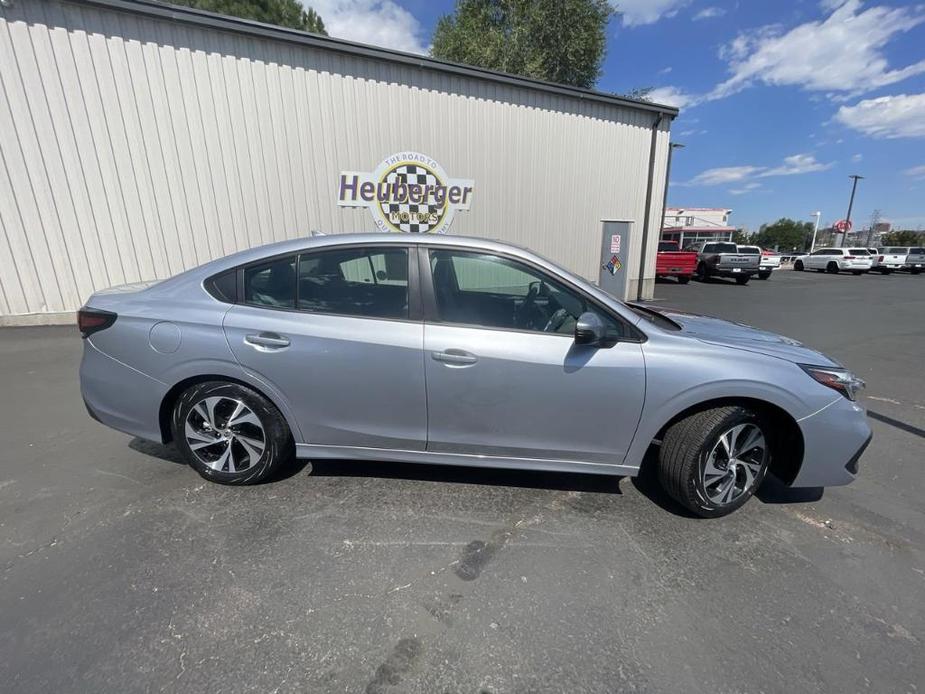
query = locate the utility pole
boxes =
[841,174,863,247]
[810,211,821,252]
[659,142,685,235]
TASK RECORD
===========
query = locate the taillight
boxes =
[878,256,884,262]
[77,307,117,338]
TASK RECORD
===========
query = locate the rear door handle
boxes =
[432,349,478,365]
[244,332,291,350]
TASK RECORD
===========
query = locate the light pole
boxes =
[810,211,821,253]
[659,142,685,237]
[840,174,863,247]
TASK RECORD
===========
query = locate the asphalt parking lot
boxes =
[2,268,923,693]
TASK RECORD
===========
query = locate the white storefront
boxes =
[0,0,676,324]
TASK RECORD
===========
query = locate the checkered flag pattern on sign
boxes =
[383,164,444,233]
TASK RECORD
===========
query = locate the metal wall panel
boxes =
[0,0,671,317]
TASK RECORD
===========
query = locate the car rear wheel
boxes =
[677,275,691,284]
[826,262,839,274]
[758,271,771,280]
[793,260,804,271]
[880,268,892,275]
[912,268,922,275]
[172,381,293,485]
[695,263,707,281]
[852,270,862,275]
[658,406,770,518]
[735,275,750,285]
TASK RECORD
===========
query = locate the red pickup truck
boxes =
[656,241,698,284]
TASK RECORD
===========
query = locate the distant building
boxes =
[661,208,735,247]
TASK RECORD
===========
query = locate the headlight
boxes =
[799,364,866,401]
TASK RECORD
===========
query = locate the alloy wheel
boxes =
[184,396,266,472]
[701,423,767,505]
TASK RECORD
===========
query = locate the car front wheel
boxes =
[735,275,750,285]
[758,271,771,280]
[172,381,293,485]
[794,260,804,271]
[827,262,839,274]
[658,406,770,517]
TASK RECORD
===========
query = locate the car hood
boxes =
[642,305,840,367]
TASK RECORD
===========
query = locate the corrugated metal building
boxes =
[0,0,676,324]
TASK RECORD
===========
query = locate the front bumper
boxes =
[791,396,872,487]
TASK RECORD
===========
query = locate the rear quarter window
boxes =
[849,249,870,255]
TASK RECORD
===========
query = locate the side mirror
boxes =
[575,311,607,346]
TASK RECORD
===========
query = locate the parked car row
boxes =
[792,247,925,275]
[656,241,782,285]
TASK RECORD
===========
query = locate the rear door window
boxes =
[297,247,409,319]
[244,256,296,308]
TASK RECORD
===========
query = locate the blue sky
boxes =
[311,0,925,231]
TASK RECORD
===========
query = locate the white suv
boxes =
[794,248,873,275]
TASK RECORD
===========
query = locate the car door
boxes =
[808,249,829,269]
[421,247,646,465]
[222,245,427,450]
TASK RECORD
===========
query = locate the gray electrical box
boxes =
[598,220,633,300]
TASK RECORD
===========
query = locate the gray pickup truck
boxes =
[686,241,760,284]
[903,247,925,274]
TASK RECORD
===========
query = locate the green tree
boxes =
[753,218,814,252]
[168,0,327,34]
[431,0,613,89]
[881,230,924,246]
[731,228,751,244]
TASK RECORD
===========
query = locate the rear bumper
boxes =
[712,268,758,278]
[80,340,166,443]
[791,396,872,487]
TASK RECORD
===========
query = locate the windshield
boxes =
[738,246,760,255]
[658,241,679,252]
[911,248,925,254]
[849,249,869,255]
[708,243,739,254]
[887,247,909,254]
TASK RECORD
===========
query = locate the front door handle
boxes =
[244,332,291,350]
[432,349,478,365]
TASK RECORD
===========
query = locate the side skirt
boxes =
[295,443,638,477]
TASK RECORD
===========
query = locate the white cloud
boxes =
[835,93,925,139]
[648,86,699,109]
[693,6,726,21]
[689,165,764,186]
[759,153,832,177]
[658,66,673,75]
[687,153,831,186]
[903,164,925,178]
[729,182,763,195]
[616,0,690,27]
[311,0,429,54]
[710,0,925,100]
[852,153,863,162]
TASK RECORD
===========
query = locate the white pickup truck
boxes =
[738,245,781,280]
[871,247,907,274]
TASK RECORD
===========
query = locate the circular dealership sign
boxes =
[833,219,853,232]
[337,152,474,234]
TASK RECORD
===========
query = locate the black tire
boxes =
[826,262,839,274]
[912,268,922,275]
[879,268,892,275]
[658,406,770,518]
[171,381,293,485]
[793,260,804,271]
[695,262,707,281]
[758,272,771,280]
[852,270,862,275]
[735,275,750,285]
[677,275,691,284]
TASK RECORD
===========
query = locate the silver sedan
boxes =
[79,234,871,517]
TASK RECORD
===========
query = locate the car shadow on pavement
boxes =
[306,458,626,495]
